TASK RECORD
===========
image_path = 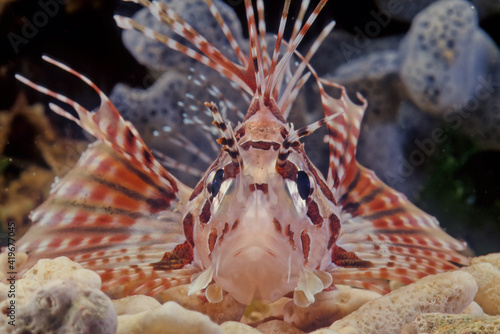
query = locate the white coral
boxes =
[22,256,101,289]
[112,295,161,315]
[463,252,500,315]
[329,270,478,334]
[116,301,222,334]
[284,287,381,332]
[220,321,262,334]
[0,278,116,334]
[400,313,500,334]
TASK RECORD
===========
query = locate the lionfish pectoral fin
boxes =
[205,282,224,303]
[293,269,332,307]
[98,241,197,298]
[328,162,469,293]
[16,57,195,298]
[314,269,334,288]
[187,261,222,303]
[188,265,215,296]
[317,73,468,292]
[99,264,199,299]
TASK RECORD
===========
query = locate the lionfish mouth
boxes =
[231,244,278,259]
[211,242,333,307]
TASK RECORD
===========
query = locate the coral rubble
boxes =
[0,256,116,334]
[463,252,500,315]
[328,270,478,334]
[400,313,500,334]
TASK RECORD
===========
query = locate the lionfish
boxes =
[15,0,468,307]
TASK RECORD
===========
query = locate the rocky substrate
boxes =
[1,253,499,334]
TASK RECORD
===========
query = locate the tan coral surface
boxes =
[0,256,115,334]
[329,270,478,334]
[116,301,222,334]
[284,287,381,332]
[8,249,500,333]
[464,252,500,315]
[400,313,500,334]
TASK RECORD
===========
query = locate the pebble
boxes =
[0,279,116,334]
[256,319,305,334]
[112,295,162,315]
[284,287,381,332]
[400,313,500,334]
[461,301,484,317]
[463,253,500,315]
[329,270,478,334]
[220,321,262,334]
[116,301,222,334]
[157,284,247,324]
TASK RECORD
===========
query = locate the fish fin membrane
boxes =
[328,162,469,293]
[15,58,195,297]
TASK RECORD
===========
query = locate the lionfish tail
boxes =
[15,56,198,297]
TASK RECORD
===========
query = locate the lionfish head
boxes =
[184,88,343,306]
[169,0,346,306]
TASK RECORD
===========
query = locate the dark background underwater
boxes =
[0,0,498,256]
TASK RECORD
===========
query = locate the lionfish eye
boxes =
[211,169,224,197]
[296,171,311,200]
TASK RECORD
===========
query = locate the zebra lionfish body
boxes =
[15,0,468,307]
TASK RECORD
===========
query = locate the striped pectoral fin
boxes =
[96,241,198,298]
[16,142,197,297]
[328,161,469,292]
[16,56,186,201]
[16,141,193,289]
[16,56,193,275]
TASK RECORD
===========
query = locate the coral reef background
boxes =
[0,0,499,257]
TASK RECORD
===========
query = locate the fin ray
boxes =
[327,162,469,292]
[16,60,195,299]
